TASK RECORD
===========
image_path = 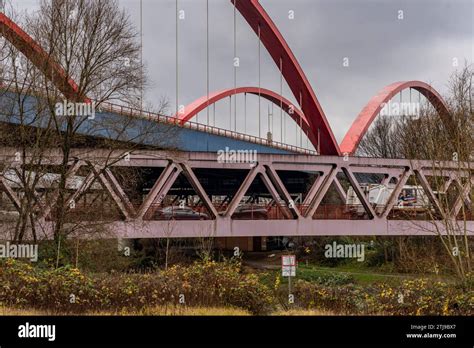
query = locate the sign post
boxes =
[282,255,296,305]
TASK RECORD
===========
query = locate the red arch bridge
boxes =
[0,1,472,241]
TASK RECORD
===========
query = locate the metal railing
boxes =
[97,101,317,155]
[144,202,465,221]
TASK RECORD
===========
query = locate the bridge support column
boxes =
[216,236,267,252]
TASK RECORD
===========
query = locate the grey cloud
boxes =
[14,0,473,144]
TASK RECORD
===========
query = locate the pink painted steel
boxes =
[231,0,341,155]
[0,13,87,102]
[173,86,318,148]
[340,81,449,155]
[1,148,472,237]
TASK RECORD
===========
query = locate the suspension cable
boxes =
[175,0,179,116]
[271,101,274,137]
[295,108,297,146]
[267,104,270,139]
[317,128,320,154]
[140,0,143,110]
[233,0,237,132]
[244,92,247,133]
[206,0,209,125]
[299,92,303,147]
[258,24,261,138]
[279,57,283,143]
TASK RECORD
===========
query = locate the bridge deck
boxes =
[0,89,314,155]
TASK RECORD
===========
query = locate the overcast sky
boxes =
[10,0,474,148]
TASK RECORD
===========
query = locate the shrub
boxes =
[0,259,274,315]
[1,259,470,316]
[293,278,473,315]
[160,260,274,314]
[0,259,100,312]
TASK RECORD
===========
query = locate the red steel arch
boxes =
[173,87,319,149]
[232,0,340,155]
[2,7,452,159]
[0,13,87,102]
[340,81,449,155]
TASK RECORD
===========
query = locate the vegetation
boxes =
[293,277,473,316]
[0,0,171,246]
[0,258,273,315]
[358,65,473,281]
[0,258,471,316]
[0,306,252,316]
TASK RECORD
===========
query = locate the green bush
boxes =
[36,239,137,272]
[0,259,100,312]
[293,278,473,315]
[160,260,274,314]
[1,259,471,316]
[0,258,274,315]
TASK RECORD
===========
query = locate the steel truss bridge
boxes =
[0,1,472,239]
[0,148,472,238]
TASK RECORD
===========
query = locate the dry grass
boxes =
[0,306,342,316]
[271,308,338,316]
[0,306,251,316]
[0,307,47,316]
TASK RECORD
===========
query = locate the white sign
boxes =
[282,255,296,277]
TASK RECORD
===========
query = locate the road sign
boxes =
[282,255,296,277]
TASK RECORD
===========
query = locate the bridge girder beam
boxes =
[0,149,472,239]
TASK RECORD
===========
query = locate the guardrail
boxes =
[97,101,317,155]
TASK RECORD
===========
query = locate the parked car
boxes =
[154,206,209,220]
[232,204,268,219]
[346,184,439,215]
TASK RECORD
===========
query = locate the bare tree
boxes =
[0,0,174,255]
[358,116,402,158]
[357,65,473,280]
